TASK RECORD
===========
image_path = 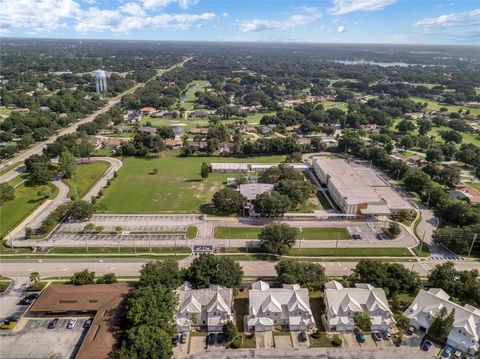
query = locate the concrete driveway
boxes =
[291,331,310,348]
[189,334,207,356]
[256,331,273,348]
[173,333,189,359]
[273,333,293,349]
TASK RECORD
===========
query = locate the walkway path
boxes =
[82,157,123,203]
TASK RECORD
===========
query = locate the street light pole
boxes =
[468,233,478,257]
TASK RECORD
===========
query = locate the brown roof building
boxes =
[30,283,131,359]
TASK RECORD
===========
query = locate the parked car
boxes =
[18,297,32,305]
[180,333,187,344]
[299,331,307,342]
[208,333,216,345]
[48,318,58,329]
[422,341,432,351]
[382,330,391,340]
[172,335,179,347]
[406,326,416,335]
[355,332,366,343]
[372,331,382,341]
[83,318,93,328]
[217,333,224,344]
[453,350,463,359]
[25,293,39,300]
[66,319,76,329]
[442,346,453,357]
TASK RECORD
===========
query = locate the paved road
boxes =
[0,58,191,184]
[1,258,477,279]
[6,180,70,242]
[81,157,123,202]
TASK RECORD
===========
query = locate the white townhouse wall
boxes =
[247,281,315,332]
[175,282,233,333]
[324,280,395,332]
[312,157,411,216]
[404,288,480,355]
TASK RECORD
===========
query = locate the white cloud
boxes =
[76,8,215,32]
[328,0,396,15]
[142,0,197,10]
[120,2,145,16]
[414,8,480,29]
[222,12,229,17]
[0,0,82,32]
[414,8,480,39]
[238,8,321,32]
[337,25,345,33]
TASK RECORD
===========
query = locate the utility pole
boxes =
[147,218,151,254]
[298,227,303,249]
[468,233,478,257]
[418,228,427,256]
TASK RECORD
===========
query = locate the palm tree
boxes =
[29,272,40,287]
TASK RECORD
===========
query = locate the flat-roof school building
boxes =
[313,157,412,217]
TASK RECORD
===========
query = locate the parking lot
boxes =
[0,278,31,323]
[0,318,89,359]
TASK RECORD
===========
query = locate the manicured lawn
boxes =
[288,247,412,257]
[64,161,110,200]
[214,227,350,240]
[410,96,480,116]
[139,116,209,131]
[322,101,348,112]
[0,181,58,239]
[467,182,480,192]
[181,80,210,110]
[234,289,249,330]
[429,126,480,147]
[0,108,12,116]
[96,154,285,213]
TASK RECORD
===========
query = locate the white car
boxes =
[66,319,76,329]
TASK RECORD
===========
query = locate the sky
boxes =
[0,0,479,45]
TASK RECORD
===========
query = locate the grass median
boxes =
[47,246,191,255]
[64,161,110,200]
[214,227,350,240]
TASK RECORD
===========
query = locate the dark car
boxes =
[355,332,366,343]
[422,341,432,351]
[18,298,32,305]
[83,318,93,328]
[299,331,308,342]
[180,333,187,344]
[217,333,224,344]
[382,330,392,340]
[25,293,39,300]
[48,318,59,329]
[172,335,179,347]
[208,333,216,345]
[372,331,382,341]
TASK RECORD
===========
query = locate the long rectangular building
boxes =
[313,157,412,216]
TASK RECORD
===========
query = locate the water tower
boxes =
[94,70,107,93]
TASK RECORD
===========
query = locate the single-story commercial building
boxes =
[239,183,274,201]
[29,284,131,359]
[211,163,249,173]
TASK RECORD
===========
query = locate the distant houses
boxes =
[139,107,156,116]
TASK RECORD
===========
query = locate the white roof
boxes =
[249,281,313,317]
[239,183,274,201]
[325,282,392,316]
[211,163,248,171]
[176,282,232,315]
[314,157,412,212]
[405,288,480,341]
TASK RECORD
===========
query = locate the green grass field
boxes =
[288,247,412,257]
[96,154,285,213]
[214,227,350,240]
[0,182,58,239]
[180,80,210,110]
[64,161,110,200]
[0,161,21,176]
[410,96,480,116]
[429,125,480,147]
[322,101,348,112]
[48,246,191,254]
[0,108,12,117]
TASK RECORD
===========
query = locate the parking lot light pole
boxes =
[298,227,302,249]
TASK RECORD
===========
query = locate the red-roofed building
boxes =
[139,107,156,116]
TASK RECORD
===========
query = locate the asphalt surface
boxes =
[0,258,477,279]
